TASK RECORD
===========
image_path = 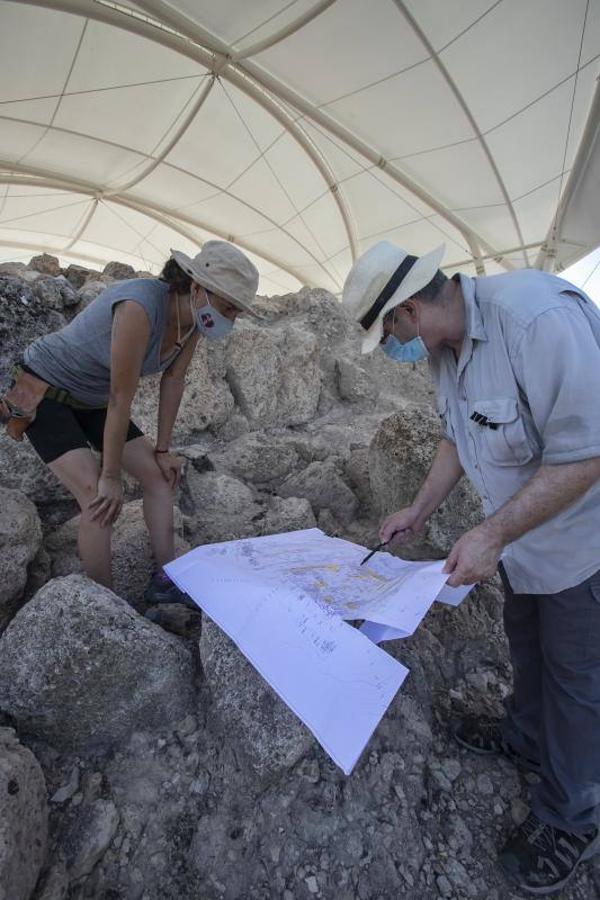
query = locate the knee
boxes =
[140,466,172,497]
[73,479,99,512]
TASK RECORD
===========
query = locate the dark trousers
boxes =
[499,564,600,834]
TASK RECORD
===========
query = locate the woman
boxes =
[8,240,260,605]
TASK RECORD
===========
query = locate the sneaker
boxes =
[454,716,541,774]
[500,812,600,895]
[144,605,200,636]
[143,571,197,610]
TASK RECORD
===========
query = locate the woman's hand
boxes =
[89,473,123,528]
[155,450,184,490]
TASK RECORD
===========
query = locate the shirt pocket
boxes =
[469,397,534,467]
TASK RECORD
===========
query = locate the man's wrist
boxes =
[155,446,169,454]
[411,497,432,522]
[480,515,509,546]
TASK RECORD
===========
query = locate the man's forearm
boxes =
[485,457,600,545]
[156,374,185,450]
[413,438,464,518]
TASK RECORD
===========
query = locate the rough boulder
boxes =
[0,487,43,630]
[369,403,483,557]
[0,727,48,900]
[200,618,313,777]
[0,575,196,751]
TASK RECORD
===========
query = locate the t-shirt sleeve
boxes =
[512,306,600,464]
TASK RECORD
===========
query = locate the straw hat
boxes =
[342,241,446,353]
[170,240,260,317]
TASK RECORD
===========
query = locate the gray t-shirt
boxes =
[24,279,179,406]
[430,270,600,594]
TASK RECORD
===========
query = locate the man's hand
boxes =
[443,522,504,587]
[379,505,428,547]
[155,451,183,490]
[89,473,124,528]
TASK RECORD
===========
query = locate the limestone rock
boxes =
[262,496,316,536]
[275,325,321,426]
[76,280,106,308]
[0,432,73,508]
[336,357,378,404]
[226,321,321,427]
[131,341,235,440]
[213,411,249,441]
[209,431,300,485]
[0,487,43,630]
[23,546,52,600]
[369,404,483,557]
[200,619,313,776]
[103,261,136,280]
[225,324,279,426]
[62,799,120,881]
[0,262,27,277]
[31,858,68,900]
[0,575,196,750]
[344,447,375,516]
[184,472,262,543]
[296,414,387,464]
[57,276,79,308]
[0,727,48,900]
[0,276,66,392]
[45,500,189,609]
[64,264,101,290]
[279,460,358,525]
[317,507,342,536]
[29,253,61,276]
[33,277,78,311]
[32,279,63,310]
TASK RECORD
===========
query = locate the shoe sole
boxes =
[500,834,600,896]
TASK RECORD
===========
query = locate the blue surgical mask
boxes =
[195,302,234,341]
[382,334,429,363]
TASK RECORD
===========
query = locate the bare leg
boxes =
[49,448,112,588]
[121,436,175,567]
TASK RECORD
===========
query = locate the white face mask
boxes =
[194,286,234,341]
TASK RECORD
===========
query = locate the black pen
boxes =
[359,540,388,566]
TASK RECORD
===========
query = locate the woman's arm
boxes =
[89,301,149,526]
[156,331,200,453]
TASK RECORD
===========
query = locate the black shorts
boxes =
[25,396,144,464]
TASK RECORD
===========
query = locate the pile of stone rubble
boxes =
[0,254,597,900]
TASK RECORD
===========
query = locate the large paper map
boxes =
[165,529,472,774]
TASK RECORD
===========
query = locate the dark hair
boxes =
[160,258,193,293]
[413,269,448,302]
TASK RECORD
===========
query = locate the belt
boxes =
[10,365,106,410]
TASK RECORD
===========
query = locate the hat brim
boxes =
[170,249,261,319]
[360,243,446,354]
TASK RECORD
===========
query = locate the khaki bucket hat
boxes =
[342,241,446,353]
[170,240,260,318]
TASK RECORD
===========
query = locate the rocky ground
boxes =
[0,254,598,900]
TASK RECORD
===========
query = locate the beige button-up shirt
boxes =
[429,270,600,594]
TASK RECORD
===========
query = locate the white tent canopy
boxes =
[1,0,599,296]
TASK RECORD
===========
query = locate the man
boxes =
[342,241,600,895]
